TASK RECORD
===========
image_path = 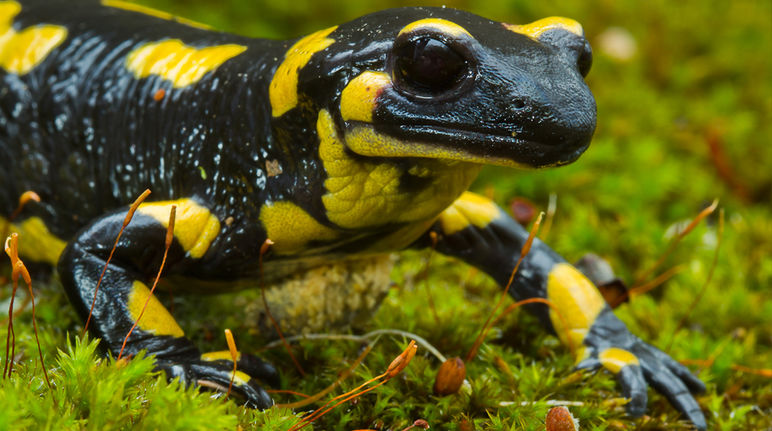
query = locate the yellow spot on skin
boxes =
[0,1,67,74]
[317,109,481,231]
[127,280,185,337]
[101,0,212,30]
[138,199,220,259]
[344,124,527,168]
[201,350,242,362]
[439,191,502,235]
[126,39,246,88]
[1,216,67,265]
[340,71,391,123]
[269,26,337,117]
[546,263,606,354]
[599,348,640,374]
[504,17,584,39]
[259,201,339,254]
[398,18,472,38]
[231,370,251,386]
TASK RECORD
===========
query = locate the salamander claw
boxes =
[633,344,707,430]
[157,357,275,409]
[582,309,707,429]
[616,362,648,417]
[575,347,648,417]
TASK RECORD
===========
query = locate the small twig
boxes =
[540,193,558,239]
[9,191,41,222]
[625,265,685,301]
[679,335,731,373]
[499,400,586,407]
[224,328,238,400]
[633,199,718,287]
[266,389,312,398]
[666,208,724,352]
[466,212,544,362]
[287,341,417,431]
[277,342,375,409]
[492,297,575,357]
[84,189,151,334]
[4,234,54,395]
[3,254,18,379]
[730,364,772,378]
[118,203,175,360]
[262,329,446,363]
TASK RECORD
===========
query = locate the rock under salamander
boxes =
[0,0,706,428]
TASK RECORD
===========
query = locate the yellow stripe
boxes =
[503,17,584,39]
[343,124,527,168]
[126,39,246,88]
[137,199,220,259]
[317,109,481,231]
[201,350,242,362]
[259,200,339,254]
[1,216,67,265]
[269,26,337,117]
[101,0,212,30]
[0,1,67,74]
[546,263,606,353]
[231,370,251,385]
[340,71,390,123]
[398,18,472,38]
[599,348,640,374]
[127,280,184,337]
[439,192,501,236]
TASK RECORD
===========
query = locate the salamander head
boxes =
[288,7,596,168]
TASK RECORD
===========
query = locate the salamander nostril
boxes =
[512,99,526,109]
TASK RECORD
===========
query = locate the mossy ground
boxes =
[2,0,770,429]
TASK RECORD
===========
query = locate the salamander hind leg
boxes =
[57,202,275,408]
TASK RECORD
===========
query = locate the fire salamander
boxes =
[0,0,706,428]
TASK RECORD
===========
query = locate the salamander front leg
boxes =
[415,192,706,430]
[58,203,277,408]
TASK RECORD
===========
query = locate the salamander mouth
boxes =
[343,121,590,168]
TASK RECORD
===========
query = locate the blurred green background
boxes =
[2,0,770,429]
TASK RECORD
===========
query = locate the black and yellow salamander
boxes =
[0,0,706,428]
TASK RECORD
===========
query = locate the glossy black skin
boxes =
[1,0,281,255]
[0,1,706,428]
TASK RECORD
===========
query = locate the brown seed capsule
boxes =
[412,419,430,429]
[509,197,537,225]
[433,357,466,396]
[458,418,475,431]
[545,406,578,431]
[386,340,417,378]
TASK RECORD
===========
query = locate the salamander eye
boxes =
[577,39,592,77]
[392,36,471,97]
